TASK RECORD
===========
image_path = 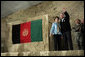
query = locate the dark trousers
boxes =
[62,31,73,50]
[77,39,81,50]
[53,34,61,51]
[82,33,84,50]
[76,32,81,50]
[77,33,84,50]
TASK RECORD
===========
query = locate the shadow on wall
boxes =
[1,1,43,18]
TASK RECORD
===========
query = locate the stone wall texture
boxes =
[1,50,84,56]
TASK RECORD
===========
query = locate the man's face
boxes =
[75,20,78,24]
[75,20,80,24]
[60,14,64,19]
[81,19,84,24]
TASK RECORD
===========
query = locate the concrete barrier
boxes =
[1,50,84,56]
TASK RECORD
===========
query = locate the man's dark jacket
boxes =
[60,11,71,33]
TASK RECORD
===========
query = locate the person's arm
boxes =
[72,25,81,32]
[72,26,76,32]
[62,8,70,22]
[50,23,54,37]
[64,11,69,19]
[75,25,81,32]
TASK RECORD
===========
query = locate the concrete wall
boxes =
[1,1,43,18]
[1,50,84,56]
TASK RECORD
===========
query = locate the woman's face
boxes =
[55,18,59,23]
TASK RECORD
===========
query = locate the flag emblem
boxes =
[22,29,28,36]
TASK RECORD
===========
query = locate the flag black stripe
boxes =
[12,24,20,44]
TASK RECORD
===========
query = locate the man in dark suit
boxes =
[60,8,73,50]
[81,19,84,50]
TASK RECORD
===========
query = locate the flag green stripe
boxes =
[31,19,42,42]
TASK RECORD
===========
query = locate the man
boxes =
[81,19,84,50]
[60,8,73,50]
[72,19,82,50]
[50,16,62,51]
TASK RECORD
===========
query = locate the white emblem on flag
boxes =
[23,29,28,36]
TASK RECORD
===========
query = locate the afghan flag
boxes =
[12,19,42,44]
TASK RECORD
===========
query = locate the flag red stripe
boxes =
[20,21,31,43]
